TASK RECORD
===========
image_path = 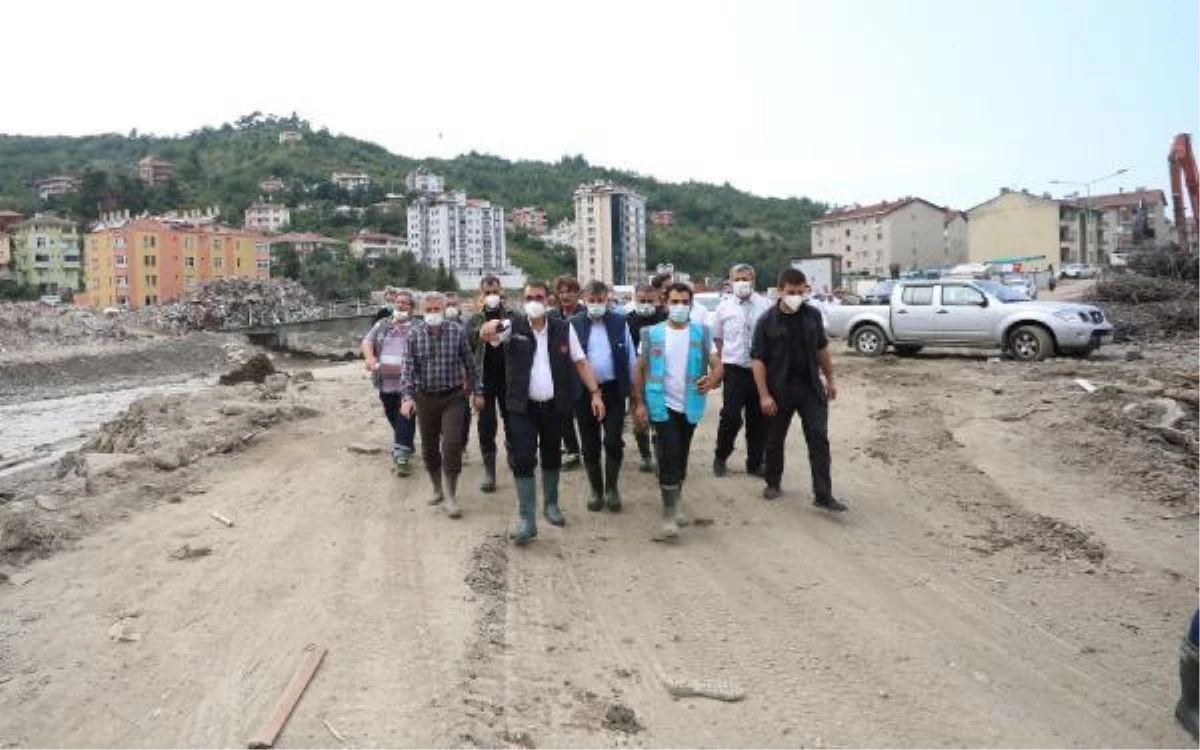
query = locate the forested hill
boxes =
[0,113,828,282]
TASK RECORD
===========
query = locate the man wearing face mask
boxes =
[361,290,417,476]
[633,283,723,540]
[751,268,845,511]
[569,280,637,512]
[627,284,667,472]
[466,275,517,492]
[551,275,585,469]
[400,293,485,519]
[479,281,606,544]
[443,291,472,461]
[712,263,773,478]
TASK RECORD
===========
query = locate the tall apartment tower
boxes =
[407,191,507,274]
[573,181,646,286]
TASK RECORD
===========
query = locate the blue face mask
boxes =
[668,304,691,324]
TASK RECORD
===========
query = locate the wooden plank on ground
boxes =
[247,643,327,749]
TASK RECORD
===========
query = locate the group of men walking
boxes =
[361,263,844,546]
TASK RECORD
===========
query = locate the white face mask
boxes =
[424,312,444,327]
[392,309,410,322]
[782,294,806,312]
[668,304,691,324]
[587,303,607,319]
[445,306,460,320]
[635,302,656,317]
[484,294,501,310]
[733,280,753,299]
[524,300,546,319]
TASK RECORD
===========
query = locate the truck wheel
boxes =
[852,325,887,357]
[894,345,923,357]
[1009,325,1052,362]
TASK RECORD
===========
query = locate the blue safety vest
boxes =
[643,321,709,424]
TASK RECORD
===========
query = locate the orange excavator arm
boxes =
[1168,133,1199,248]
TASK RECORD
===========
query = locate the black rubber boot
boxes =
[480,451,497,493]
[510,477,538,545]
[635,431,656,473]
[584,460,604,512]
[604,454,623,512]
[427,471,444,506]
[443,473,462,519]
[659,485,681,540]
[1178,637,1199,740]
[543,469,565,526]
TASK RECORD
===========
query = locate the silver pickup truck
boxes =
[824,279,1113,361]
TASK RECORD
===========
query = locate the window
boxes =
[184,237,195,250]
[845,229,851,237]
[116,276,129,288]
[185,256,195,268]
[115,254,128,267]
[36,236,47,248]
[941,286,985,306]
[212,238,223,251]
[145,275,158,286]
[143,255,157,267]
[900,286,934,305]
[213,256,224,269]
[141,235,157,249]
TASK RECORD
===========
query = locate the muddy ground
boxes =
[0,334,1196,747]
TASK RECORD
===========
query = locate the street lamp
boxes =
[1050,168,1128,265]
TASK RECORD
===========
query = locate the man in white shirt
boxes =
[480,280,605,545]
[711,263,773,478]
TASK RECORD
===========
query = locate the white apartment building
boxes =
[349,230,409,264]
[243,202,291,233]
[37,176,77,201]
[573,181,647,286]
[540,218,576,248]
[405,168,445,194]
[407,191,509,282]
[811,197,950,277]
[331,172,371,191]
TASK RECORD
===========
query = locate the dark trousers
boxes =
[461,392,472,449]
[574,381,626,464]
[414,388,467,477]
[714,364,765,471]
[561,411,580,455]
[652,409,697,488]
[509,401,564,478]
[378,391,415,451]
[764,379,832,499]
[477,392,512,455]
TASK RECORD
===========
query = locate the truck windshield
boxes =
[973,280,1028,303]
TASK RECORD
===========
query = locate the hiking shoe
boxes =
[813,496,848,512]
[762,485,781,500]
[562,452,581,469]
[393,454,412,477]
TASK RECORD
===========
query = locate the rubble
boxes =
[219,353,277,385]
[138,278,325,333]
[1088,275,1199,342]
[0,302,136,354]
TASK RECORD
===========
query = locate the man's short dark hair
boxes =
[651,273,671,290]
[525,279,550,295]
[635,283,655,294]
[584,280,609,297]
[777,268,807,288]
[480,274,500,289]
[665,281,693,302]
[554,275,580,293]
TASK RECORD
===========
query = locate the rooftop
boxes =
[1084,189,1167,208]
[812,197,943,224]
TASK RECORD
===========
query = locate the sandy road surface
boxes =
[0,344,1196,748]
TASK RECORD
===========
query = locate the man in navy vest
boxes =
[570,280,637,512]
[552,275,585,469]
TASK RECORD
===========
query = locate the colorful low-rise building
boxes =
[10,214,83,296]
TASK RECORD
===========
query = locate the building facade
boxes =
[332,172,371,191]
[540,218,575,249]
[944,210,969,265]
[1088,189,1170,257]
[965,189,1101,268]
[407,191,508,283]
[84,217,267,309]
[510,206,547,233]
[404,168,444,194]
[650,209,675,226]
[11,215,82,296]
[36,176,77,201]
[573,181,647,286]
[810,197,950,277]
[349,230,409,265]
[138,157,174,186]
[244,202,291,233]
[0,232,12,278]
[259,176,286,194]
[279,130,303,145]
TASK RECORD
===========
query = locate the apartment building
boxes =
[1088,189,1170,256]
[244,202,291,233]
[332,172,371,191]
[944,210,969,264]
[269,232,343,257]
[10,215,82,296]
[810,197,950,277]
[279,130,303,145]
[349,230,409,266]
[510,206,547,233]
[84,216,267,309]
[0,232,12,278]
[540,218,576,249]
[36,175,77,201]
[965,188,1101,268]
[407,191,508,283]
[573,181,647,286]
[404,168,444,194]
[259,176,286,194]
[650,210,675,226]
[138,156,174,186]
[0,210,23,232]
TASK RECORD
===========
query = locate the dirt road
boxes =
[0,343,1196,748]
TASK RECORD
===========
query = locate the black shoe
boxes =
[713,459,728,478]
[762,485,781,500]
[746,465,765,478]
[814,496,847,512]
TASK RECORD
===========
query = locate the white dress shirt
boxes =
[529,322,586,402]
[713,292,771,367]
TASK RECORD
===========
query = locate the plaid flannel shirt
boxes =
[400,320,483,400]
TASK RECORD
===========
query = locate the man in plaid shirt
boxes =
[401,292,484,519]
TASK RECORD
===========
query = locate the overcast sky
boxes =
[5,0,1198,210]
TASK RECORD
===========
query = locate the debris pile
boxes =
[0,302,133,353]
[138,278,325,332]
[219,353,277,385]
[1088,275,1199,341]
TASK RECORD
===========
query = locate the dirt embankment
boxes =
[0,342,1194,747]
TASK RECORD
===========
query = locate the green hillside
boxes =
[0,112,827,285]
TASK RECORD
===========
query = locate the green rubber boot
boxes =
[604,454,622,512]
[635,431,656,473]
[543,469,565,526]
[584,460,604,512]
[510,477,538,545]
[659,485,681,540]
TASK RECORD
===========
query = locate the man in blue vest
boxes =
[480,280,606,545]
[570,280,637,512]
[632,282,723,540]
[627,284,668,472]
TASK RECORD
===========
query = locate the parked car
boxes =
[860,279,898,305]
[823,279,1113,361]
[1002,276,1038,299]
[1061,263,1098,279]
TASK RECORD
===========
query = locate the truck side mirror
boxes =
[976,296,989,308]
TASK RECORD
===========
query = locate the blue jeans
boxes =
[379,391,415,454]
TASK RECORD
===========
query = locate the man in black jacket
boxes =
[466,275,517,492]
[480,280,605,545]
[551,274,585,469]
[750,268,846,511]
[626,283,666,472]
